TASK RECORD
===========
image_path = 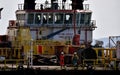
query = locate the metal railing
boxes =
[0,44,119,70]
[0,59,27,70]
[18,3,89,11]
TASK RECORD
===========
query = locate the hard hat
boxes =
[74,52,77,55]
[61,52,64,54]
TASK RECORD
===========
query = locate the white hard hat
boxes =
[61,52,64,54]
[74,52,77,55]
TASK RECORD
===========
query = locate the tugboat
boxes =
[1,1,120,75]
[8,0,96,65]
[0,0,98,70]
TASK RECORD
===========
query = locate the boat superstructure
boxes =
[8,0,96,45]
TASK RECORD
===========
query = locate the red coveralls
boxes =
[60,54,64,66]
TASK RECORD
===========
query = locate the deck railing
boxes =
[18,3,89,10]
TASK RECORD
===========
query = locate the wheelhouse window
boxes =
[80,12,91,25]
[84,13,91,25]
[48,13,53,24]
[16,14,25,20]
[55,13,64,24]
[43,13,47,24]
[80,13,85,24]
[64,13,73,24]
[27,13,34,24]
[35,13,41,24]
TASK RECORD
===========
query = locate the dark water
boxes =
[0,69,120,75]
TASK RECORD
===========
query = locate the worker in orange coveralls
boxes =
[60,51,65,70]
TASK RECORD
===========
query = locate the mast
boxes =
[73,0,76,35]
[72,0,84,45]
[72,0,84,34]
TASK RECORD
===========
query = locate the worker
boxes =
[77,46,84,64]
[72,52,79,70]
[60,52,65,70]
